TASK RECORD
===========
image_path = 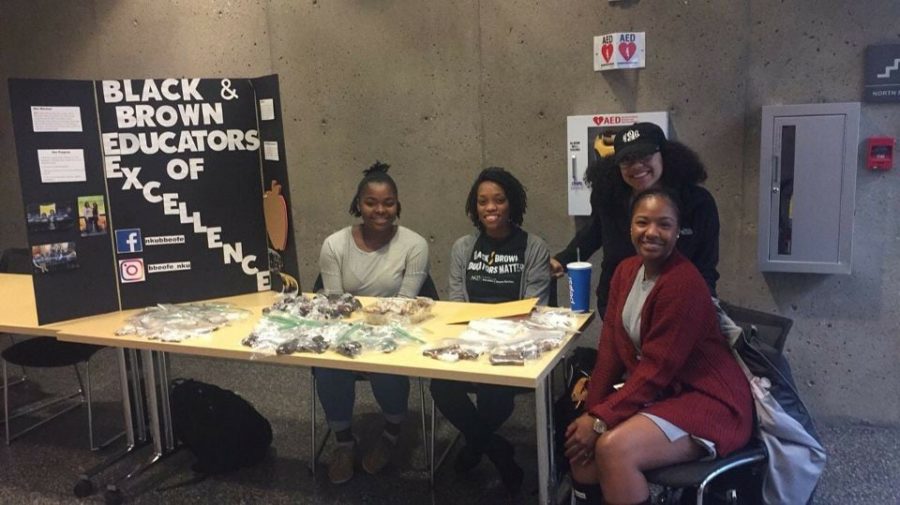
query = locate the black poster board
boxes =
[9,75,296,324]
[250,75,299,290]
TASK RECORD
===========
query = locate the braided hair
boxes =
[349,161,401,217]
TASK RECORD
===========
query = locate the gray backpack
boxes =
[730,323,826,505]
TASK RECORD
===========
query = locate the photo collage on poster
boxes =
[26,195,108,274]
[25,194,114,278]
[31,241,78,273]
[77,195,108,237]
[26,201,75,233]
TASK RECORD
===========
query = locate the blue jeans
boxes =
[315,368,409,432]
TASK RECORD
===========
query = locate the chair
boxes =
[642,302,793,505]
[717,301,792,353]
[308,273,437,474]
[0,248,118,450]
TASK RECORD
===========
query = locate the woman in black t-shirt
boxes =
[432,167,550,495]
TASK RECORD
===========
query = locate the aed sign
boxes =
[864,44,900,103]
[594,32,646,72]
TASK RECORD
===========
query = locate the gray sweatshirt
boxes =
[448,230,550,305]
[319,225,429,298]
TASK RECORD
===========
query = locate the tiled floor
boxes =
[1,349,897,504]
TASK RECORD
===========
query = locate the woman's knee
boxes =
[430,379,465,401]
[371,373,409,392]
[594,429,638,468]
[315,368,354,394]
[569,459,599,484]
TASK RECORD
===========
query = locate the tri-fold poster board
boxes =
[9,75,297,325]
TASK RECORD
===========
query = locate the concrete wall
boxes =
[1,0,897,424]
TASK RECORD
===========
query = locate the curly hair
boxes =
[348,160,401,217]
[465,167,528,230]
[591,140,707,214]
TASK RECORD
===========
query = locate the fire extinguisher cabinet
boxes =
[758,102,860,274]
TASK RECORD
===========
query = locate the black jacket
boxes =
[554,184,719,314]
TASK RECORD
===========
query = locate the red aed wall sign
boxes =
[594,32,646,72]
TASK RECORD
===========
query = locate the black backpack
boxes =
[171,378,273,474]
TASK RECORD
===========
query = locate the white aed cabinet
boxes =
[758,103,860,274]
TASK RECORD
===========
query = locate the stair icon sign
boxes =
[877,58,900,79]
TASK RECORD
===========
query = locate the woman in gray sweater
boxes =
[432,167,550,495]
[317,161,429,485]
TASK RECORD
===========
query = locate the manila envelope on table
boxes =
[443,298,538,324]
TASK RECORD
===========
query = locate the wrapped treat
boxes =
[296,334,329,354]
[335,341,363,358]
[362,297,434,325]
[527,307,579,331]
[489,352,526,366]
[263,292,361,321]
[422,339,483,362]
[276,338,301,355]
[116,302,250,342]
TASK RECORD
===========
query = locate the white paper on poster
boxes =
[594,32,646,71]
[263,141,280,161]
[565,111,668,216]
[259,98,275,121]
[147,261,192,274]
[31,106,83,132]
[37,149,87,183]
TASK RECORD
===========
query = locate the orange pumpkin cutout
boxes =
[263,180,288,251]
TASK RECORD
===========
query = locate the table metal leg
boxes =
[535,374,559,505]
[152,351,175,453]
[100,350,179,502]
[309,369,316,476]
[418,377,429,472]
[125,349,147,444]
[140,350,176,455]
[75,348,148,497]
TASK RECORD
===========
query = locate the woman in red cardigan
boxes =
[564,188,752,505]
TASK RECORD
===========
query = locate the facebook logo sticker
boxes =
[115,228,143,253]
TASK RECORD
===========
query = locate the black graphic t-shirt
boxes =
[465,228,528,303]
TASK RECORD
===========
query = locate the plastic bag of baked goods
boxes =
[331,323,427,358]
[421,339,487,363]
[362,297,434,325]
[488,329,567,366]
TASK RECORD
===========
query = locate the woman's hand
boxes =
[564,414,600,465]
[549,257,565,279]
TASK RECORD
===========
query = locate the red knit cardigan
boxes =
[585,251,753,456]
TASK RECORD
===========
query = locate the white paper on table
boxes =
[37,149,86,183]
[263,141,280,161]
[31,106,83,132]
[259,99,275,121]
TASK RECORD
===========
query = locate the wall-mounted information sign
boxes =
[594,32,646,71]
[864,44,900,103]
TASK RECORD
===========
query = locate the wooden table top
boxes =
[0,273,65,336]
[0,273,593,388]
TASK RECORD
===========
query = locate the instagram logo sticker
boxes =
[119,258,145,283]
